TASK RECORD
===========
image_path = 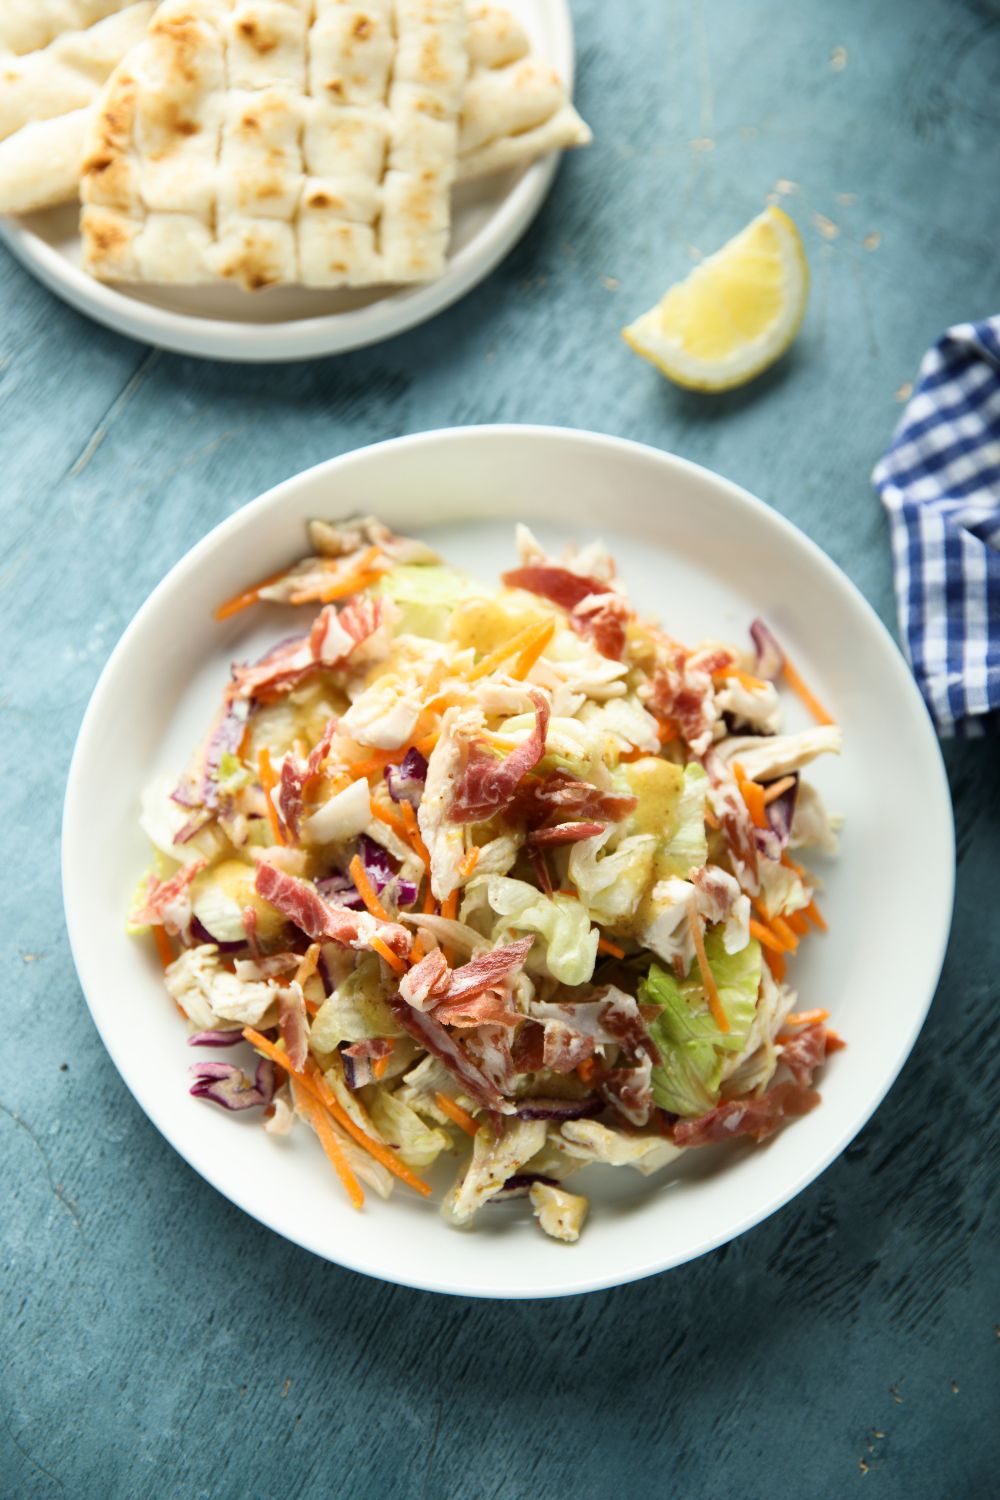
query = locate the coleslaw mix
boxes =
[130,516,843,1242]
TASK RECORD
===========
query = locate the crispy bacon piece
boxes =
[278,984,309,1071]
[231,635,315,702]
[399,949,451,1008]
[254,864,410,956]
[779,1024,830,1087]
[450,691,551,824]
[512,770,637,829]
[573,592,629,659]
[436,937,534,1004]
[278,758,305,840]
[309,596,384,665]
[305,714,338,782]
[386,996,511,1111]
[431,991,521,1029]
[673,1083,820,1147]
[600,1053,654,1126]
[511,1020,545,1073]
[131,859,207,935]
[543,1023,596,1073]
[649,662,717,755]
[463,1024,520,1095]
[502,565,628,659]
[527,821,607,846]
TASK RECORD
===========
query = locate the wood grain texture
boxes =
[2,0,998,1495]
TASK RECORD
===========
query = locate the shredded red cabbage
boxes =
[187,1029,244,1047]
[513,1096,602,1121]
[750,618,784,680]
[384,747,428,806]
[764,773,799,847]
[188,1058,275,1110]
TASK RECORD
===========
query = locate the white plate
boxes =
[62,426,954,1298]
[0,2,572,363]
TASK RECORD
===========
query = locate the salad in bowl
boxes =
[130,515,843,1244]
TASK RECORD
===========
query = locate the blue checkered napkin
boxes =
[873,316,1000,737]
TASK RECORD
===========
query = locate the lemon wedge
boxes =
[622,206,809,391]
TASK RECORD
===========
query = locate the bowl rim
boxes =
[62,424,956,1297]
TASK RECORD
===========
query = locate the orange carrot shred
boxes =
[785,1008,830,1027]
[781,654,835,727]
[349,855,390,922]
[288,547,383,606]
[400,800,432,869]
[291,1078,365,1211]
[466,620,550,683]
[597,935,625,959]
[748,918,789,955]
[372,1041,394,1081]
[152,924,175,969]
[805,898,828,932]
[294,943,321,990]
[763,775,797,805]
[510,619,556,681]
[213,566,290,621]
[409,934,425,966]
[242,1028,432,1196]
[769,914,800,952]
[413,732,440,757]
[824,1029,847,1052]
[436,1091,479,1137]
[257,748,286,846]
[458,847,480,881]
[370,935,406,977]
[764,947,786,983]
[576,1057,600,1086]
[786,910,810,937]
[657,716,680,744]
[687,909,729,1033]
[368,801,410,845]
[422,883,437,915]
[441,889,459,921]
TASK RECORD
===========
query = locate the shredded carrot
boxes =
[687,909,729,1033]
[347,750,403,781]
[781,653,835,726]
[370,935,407,977]
[704,809,720,830]
[213,566,290,621]
[785,1008,830,1027]
[400,800,432,868]
[289,547,383,605]
[713,665,771,693]
[763,775,797,805]
[458,847,480,881]
[257,748,286,846]
[618,747,647,763]
[304,1061,432,1196]
[510,619,555,681]
[656,717,680,744]
[781,852,807,878]
[436,1091,479,1136]
[242,1028,432,1196]
[786,910,810,937]
[291,1078,365,1211]
[466,620,551,682]
[369,800,410,845]
[372,1040,394,1081]
[413,731,439,757]
[824,1029,847,1052]
[409,934,425,965]
[749,918,790,955]
[441,889,459,921]
[422,883,437,915]
[152,924,175,969]
[597,935,625,959]
[769,914,800,952]
[804,898,828,932]
[555,888,578,898]
[733,761,768,829]
[576,1057,600,1086]
[764,947,786,983]
[349,854,390,921]
[294,943,321,990]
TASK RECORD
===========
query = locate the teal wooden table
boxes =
[3,1,998,1495]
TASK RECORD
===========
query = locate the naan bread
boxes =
[81,0,470,289]
[0,2,155,214]
[457,4,591,181]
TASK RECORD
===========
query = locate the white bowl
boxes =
[0,1,573,362]
[62,426,954,1298]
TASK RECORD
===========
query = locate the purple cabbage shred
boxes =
[189,1058,275,1111]
[384,748,428,807]
[749,618,785,681]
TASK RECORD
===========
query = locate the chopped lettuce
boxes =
[487,876,598,986]
[567,831,658,926]
[310,954,406,1050]
[378,564,482,640]
[214,750,252,795]
[641,928,762,1117]
[369,1090,452,1169]
[660,764,709,876]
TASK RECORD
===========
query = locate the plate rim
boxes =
[62,424,956,1297]
[0,1,573,364]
